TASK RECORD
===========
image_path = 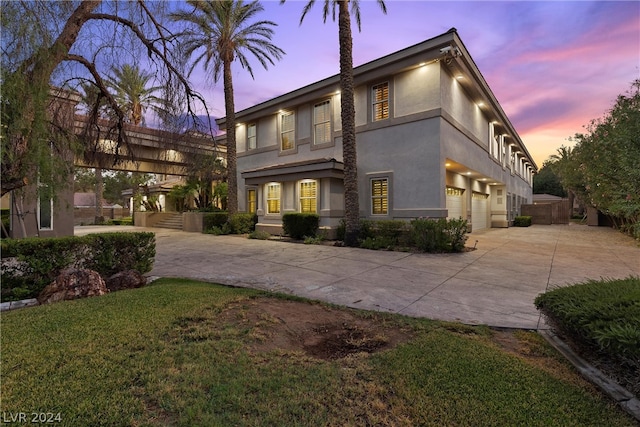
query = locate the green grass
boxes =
[1,279,635,426]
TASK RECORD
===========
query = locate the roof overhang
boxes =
[242,158,344,185]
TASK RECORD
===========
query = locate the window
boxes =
[280,111,295,151]
[247,188,257,213]
[299,180,317,213]
[266,183,281,214]
[371,178,388,215]
[313,100,331,145]
[372,82,389,121]
[247,123,256,150]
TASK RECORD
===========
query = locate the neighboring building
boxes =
[73,192,126,225]
[217,29,537,236]
[532,194,564,204]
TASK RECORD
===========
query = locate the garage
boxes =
[446,187,464,220]
[471,192,489,230]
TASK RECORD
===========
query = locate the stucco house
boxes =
[217,29,537,237]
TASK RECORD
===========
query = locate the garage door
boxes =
[446,187,464,220]
[472,192,489,230]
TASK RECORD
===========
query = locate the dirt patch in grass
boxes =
[216,298,413,360]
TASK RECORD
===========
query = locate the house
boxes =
[217,29,537,237]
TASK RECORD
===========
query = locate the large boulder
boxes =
[38,269,108,305]
[105,270,146,292]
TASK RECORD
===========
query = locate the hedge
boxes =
[203,212,257,234]
[1,232,155,302]
[337,218,469,253]
[535,277,640,359]
[513,216,532,227]
[282,213,320,240]
[203,212,228,231]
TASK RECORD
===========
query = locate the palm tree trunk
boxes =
[339,0,360,247]
[224,59,238,216]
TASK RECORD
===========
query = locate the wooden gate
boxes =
[521,200,570,225]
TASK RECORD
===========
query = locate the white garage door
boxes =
[472,192,489,230]
[446,187,464,220]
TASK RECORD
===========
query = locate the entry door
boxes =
[472,192,488,230]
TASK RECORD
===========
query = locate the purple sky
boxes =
[190,0,640,168]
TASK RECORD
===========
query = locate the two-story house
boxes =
[217,28,537,237]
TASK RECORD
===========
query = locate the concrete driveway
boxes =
[76,224,639,330]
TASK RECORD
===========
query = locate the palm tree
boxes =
[171,0,284,215]
[285,0,387,246]
[107,64,164,126]
[106,64,164,213]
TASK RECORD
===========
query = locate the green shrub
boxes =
[203,212,228,232]
[83,232,156,277]
[282,213,320,240]
[248,230,271,240]
[336,217,467,253]
[374,220,410,246]
[1,232,155,302]
[110,217,133,226]
[513,216,532,227]
[410,218,468,253]
[228,213,258,234]
[360,236,395,250]
[535,277,640,358]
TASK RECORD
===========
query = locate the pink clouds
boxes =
[186,1,639,167]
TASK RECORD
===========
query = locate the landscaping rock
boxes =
[105,270,146,292]
[38,269,108,305]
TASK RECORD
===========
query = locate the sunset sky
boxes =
[190,0,640,168]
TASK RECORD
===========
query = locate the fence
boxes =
[521,200,570,225]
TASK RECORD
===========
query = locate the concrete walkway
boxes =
[75,224,639,330]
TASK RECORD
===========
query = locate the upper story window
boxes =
[371,178,389,215]
[266,183,281,214]
[313,100,331,145]
[247,123,256,150]
[280,111,295,151]
[372,82,389,121]
[299,180,317,213]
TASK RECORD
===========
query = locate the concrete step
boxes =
[155,214,183,230]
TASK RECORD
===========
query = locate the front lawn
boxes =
[1,279,635,426]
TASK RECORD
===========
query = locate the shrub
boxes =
[110,217,133,226]
[1,232,155,302]
[304,231,328,245]
[360,236,395,250]
[535,277,640,359]
[282,213,320,240]
[248,230,271,240]
[410,218,468,253]
[203,212,228,232]
[513,216,532,227]
[83,232,156,277]
[228,213,258,234]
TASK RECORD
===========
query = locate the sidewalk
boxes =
[75,224,640,329]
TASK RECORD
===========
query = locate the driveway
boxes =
[75,224,640,329]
